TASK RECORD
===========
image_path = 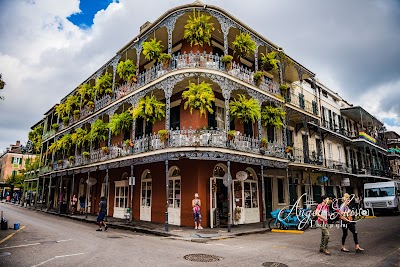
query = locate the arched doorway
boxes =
[113,172,129,218]
[210,163,228,228]
[168,166,181,225]
[140,169,152,221]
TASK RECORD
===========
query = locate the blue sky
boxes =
[68,0,118,28]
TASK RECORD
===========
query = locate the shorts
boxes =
[80,203,85,209]
[193,211,202,222]
[97,211,106,223]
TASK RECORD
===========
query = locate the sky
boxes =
[0,0,400,151]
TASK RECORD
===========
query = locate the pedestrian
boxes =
[354,194,360,210]
[316,195,331,255]
[96,196,108,231]
[192,193,203,230]
[79,194,85,214]
[339,193,364,253]
[70,195,78,215]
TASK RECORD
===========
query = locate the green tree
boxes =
[28,126,44,154]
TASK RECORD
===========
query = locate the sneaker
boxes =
[96,228,102,231]
[195,226,198,230]
[324,250,331,255]
[319,248,324,253]
[104,225,108,231]
[198,226,203,230]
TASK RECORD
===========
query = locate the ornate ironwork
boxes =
[108,161,120,170]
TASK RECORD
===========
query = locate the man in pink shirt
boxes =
[315,195,331,255]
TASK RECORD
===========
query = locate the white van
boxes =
[363,181,400,212]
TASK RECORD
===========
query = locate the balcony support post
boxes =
[227,160,232,233]
[261,164,266,228]
[41,177,45,211]
[46,176,52,210]
[165,154,169,232]
[59,176,63,214]
[105,168,109,221]
[111,56,121,99]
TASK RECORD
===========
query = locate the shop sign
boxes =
[341,178,350,187]
[236,171,248,181]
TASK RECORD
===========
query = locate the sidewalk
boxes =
[4,201,271,241]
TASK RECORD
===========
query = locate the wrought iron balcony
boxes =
[325,159,352,173]
[288,147,324,166]
[44,128,286,174]
[285,93,315,115]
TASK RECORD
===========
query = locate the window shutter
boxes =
[11,157,14,164]
[19,158,22,164]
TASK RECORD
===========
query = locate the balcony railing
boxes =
[285,93,314,114]
[326,159,352,173]
[46,51,281,140]
[42,128,286,174]
[321,120,357,139]
[289,147,324,166]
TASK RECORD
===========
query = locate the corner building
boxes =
[29,1,390,227]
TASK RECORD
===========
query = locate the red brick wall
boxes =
[181,40,212,54]
[152,119,165,134]
[180,102,208,130]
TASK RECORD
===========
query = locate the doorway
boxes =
[264,177,273,217]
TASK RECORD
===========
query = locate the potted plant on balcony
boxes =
[228,130,236,141]
[69,156,74,163]
[130,95,165,134]
[101,146,109,154]
[182,81,215,117]
[124,139,134,148]
[261,105,286,130]
[73,110,80,120]
[229,94,261,127]
[159,53,172,70]
[71,128,88,149]
[62,116,69,126]
[52,123,59,131]
[82,151,90,159]
[221,55,233,71]
[183,10,215,47]
[260,138,269,155]
[260,51,280,72]
[108,111,133,136]
[232,32,256,59]
[94,72,113,99]
[89,119,108,150]
[254,71,264,87]
[279,84,289,97]
[158,129,169,143]
[143,38,164,63]
[57,159,63,166]
[117,59,137,84]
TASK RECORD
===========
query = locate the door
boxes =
[265,177,273,217]
[302,134,310,163]
[113,180,128,218]
[78,184,85,209]
[289,178,298,205]
[140,176,152,221]
[168,177,181,225]
[210,177,217,228]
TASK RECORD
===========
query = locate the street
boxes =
[0,203,399,267]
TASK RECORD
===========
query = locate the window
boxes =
[299,94,305,109]
[208,103,225,130]
[338,145,343,163]
[267,125,275,143]
[141,171,152,207]
[286,129,294,147]
[170,106,180,130]
[244,181,258,208]
[115,185,128,208]
[244,121,253,137]
[327,143,332,159]
[278,178,285,203]
[135,118,152,138]
[365,187,394,197]
[168,178,180,208]
[312,100,318,115]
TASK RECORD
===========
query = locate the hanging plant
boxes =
[94,72,113,98]
[182,81,215,117]
[73,110,80,120]
[228,130,237,141]
[55,103,66,119]
[77,83,95,108]
[130,94,166,124]
[279,84,289,96]
[69,156,75,162]
[229,94,261,123]
[261,105,286,129]
[108,111,133,136]
[183,10,215,47]
[159,53,172,68]
[82,151,90,158]
[62,116,70,126]
[232,33,256,59]
[260,51,280,71]
[58,134,72,152]
[65,94,79,117]
[124,139,134,147]
[117,59,137,84]
[52,123,59,130]
[142,38,164,62]
[260,138,269,148]
[71,128,89,148]
[89,119,108,142]
[28,125,43,154]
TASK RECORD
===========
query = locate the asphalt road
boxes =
[0,203,399,267]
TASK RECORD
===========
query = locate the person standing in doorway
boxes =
[96,196,108,231]
[192,193,203,230]
[70,195,78,215]
[79,194,85,214]
[339,193,364,253]
[316,195,331,255]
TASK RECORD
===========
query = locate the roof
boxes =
[340,106,384,127]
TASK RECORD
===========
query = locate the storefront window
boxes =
[141,178,152,207]
[168,178,181,208]
[115,186,128,208]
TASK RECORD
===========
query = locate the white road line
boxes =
[31,252,86,267]
[56,239,72,243]
[0,243,41,250]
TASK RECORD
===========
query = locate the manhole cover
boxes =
[262,262,288,267]
[0,252,11,257]
[184,254,223,262]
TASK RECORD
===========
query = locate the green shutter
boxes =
[19,158,22,164]
[11,157,14,164]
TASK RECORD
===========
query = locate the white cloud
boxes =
[0,0,399,151]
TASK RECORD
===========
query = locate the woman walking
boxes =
[339,193,364,253]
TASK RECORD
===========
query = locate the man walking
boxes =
[316,195,331,255]
[96,196,108,231]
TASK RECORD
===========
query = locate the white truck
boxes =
[363,181,400,213]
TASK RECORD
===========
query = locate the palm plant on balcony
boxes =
[254,71,264,86]
[279,84,289,97]
[117,59,137,84]
[142,38,164,62]
[130,94,166,124]
[229,94,261,124]
[158,130,169,142]
[108,111,133,136]
[59,134,72,152]
[159,53,172,69]
[65,94,79,118]
[221,55,233,71]
[183,10,215,47]
[232,32,256,59]
[94,72,113,98]
[82,151,90,159]
[28,125,43,154]
[73,109,80,120]
[52,123,59,130]
[77,83,95,109]
[55,103,66,119]
[260,51,280,72]
[261,105,286,129]
[182,81,215,117]
[62,116,70,126]
[71,128,89,149]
